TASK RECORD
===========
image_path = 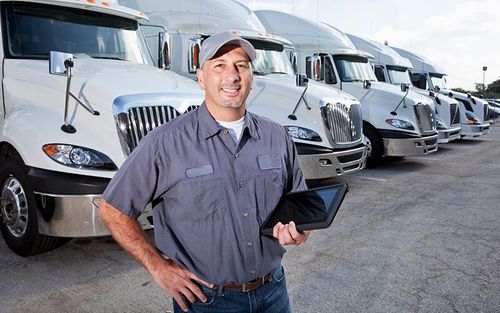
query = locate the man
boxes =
[99,31,311,312]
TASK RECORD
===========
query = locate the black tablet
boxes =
[260,183,348,236]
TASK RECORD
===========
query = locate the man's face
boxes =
[197,45,253,118]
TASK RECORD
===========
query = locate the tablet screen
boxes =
[260,183,348,236]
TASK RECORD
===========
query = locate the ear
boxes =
[196,68,206,90]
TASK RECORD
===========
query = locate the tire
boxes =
[0,156,69,257]
[363,124,383,168]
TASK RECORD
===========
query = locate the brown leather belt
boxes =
[221,274,270,292]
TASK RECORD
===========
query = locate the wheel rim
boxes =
[1,177,29,237]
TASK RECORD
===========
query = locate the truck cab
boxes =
[391,47,490,137]
[346,34,461,144]
[0,0,206,256]
[120,0,369,179]
[255,10,438,167]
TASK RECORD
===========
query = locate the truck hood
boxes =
[2,58,205,175]
[247,74,362,148]
[341,81,433,108]
[4,59,204,114]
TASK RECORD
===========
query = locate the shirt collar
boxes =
[198,101,260,140]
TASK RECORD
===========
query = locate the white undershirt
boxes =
[217,116,245,144]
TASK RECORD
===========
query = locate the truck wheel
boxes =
[0,157,68,256]
[363,125,383,168]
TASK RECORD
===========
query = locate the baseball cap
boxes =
[199,31,256,68]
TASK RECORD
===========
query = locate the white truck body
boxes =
[391,47,490,137]
[120,0,369,180]
[0,0,207,256]
[255,10,438,167]
[346,34,461,143]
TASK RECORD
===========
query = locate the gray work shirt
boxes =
[103,102,306,285]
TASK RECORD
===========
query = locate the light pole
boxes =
[482,66,488,97]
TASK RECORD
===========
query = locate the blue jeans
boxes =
[173,266,291,313]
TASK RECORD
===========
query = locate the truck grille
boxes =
[321,102,363,144]
[118,105,199,155]
[450,102,460,126]
[483,102,489,121]
[414,103,436,133]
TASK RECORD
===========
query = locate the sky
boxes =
[236,0,500,91]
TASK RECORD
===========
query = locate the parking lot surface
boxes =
[1,123,499,312]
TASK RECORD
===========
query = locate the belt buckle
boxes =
[241,276,266,292]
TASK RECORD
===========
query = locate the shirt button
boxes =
[235,153,239,158]
[251,270,256,275]
[243,212,249,217]
[223,129,229,134]
[273,176,277,181]
[247,242,253,247]
[239,182,244,188]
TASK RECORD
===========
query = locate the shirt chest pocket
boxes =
[172,166,226,225]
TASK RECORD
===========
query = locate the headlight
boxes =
[465,112,481,125]
[385,119,415,130]
[283,126,322,141]
[43,144,117,170]
[435,117,446,130]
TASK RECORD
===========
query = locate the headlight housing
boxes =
[465,112,481,125]
[435,117,446,130]
[385,119,415,130]
[283,126,322,141]
[43,144,117,170]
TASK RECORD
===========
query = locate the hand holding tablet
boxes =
[260,183,348,236]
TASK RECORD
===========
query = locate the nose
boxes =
[225,65,241,81]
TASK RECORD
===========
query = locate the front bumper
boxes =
[460,123,490,137]
[381,132,439,157]
[296,143,369,180]
[437,125,461,143]
[29,168,153,237]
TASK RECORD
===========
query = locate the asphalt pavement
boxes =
[1,122,499,313]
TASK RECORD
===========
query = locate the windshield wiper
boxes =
[92,56,127,61]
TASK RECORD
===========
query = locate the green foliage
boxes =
[465,77,500,99]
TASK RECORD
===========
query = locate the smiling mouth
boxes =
[222,86,241,94]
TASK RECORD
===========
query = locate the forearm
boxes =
[98,199,164,272]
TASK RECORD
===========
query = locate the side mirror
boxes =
[400,83,409,92]
[363,80,371,90]
[49,51,73,75]
[158,32,170,70]
[289,51,298,74]
[296,73,308,87]
[310,55,321,81]
[188,38,202,74]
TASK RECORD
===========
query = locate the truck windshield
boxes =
[333,55,377,82]
[386,65,412,85]
[2,2,153,64]
[429,73,448,90]
[249,39,294,76]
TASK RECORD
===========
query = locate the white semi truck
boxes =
[120,0,369,179]
[391,47,490,137]
[255,10,438,167]
[346,34,461,144]
[0,0,208,256]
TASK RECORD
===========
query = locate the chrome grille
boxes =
[450,102,460,126]
[118,105,199,155]
[414,103,436,132]
[321,102,363,144]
